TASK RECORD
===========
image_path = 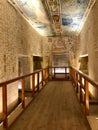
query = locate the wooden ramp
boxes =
[10,81,91,130]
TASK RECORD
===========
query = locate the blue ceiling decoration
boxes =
[62,18,73,26]
[8,0,93,36]
[61,0,90,34]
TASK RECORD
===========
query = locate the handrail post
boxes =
[75,73,78,93]
[80,76,83,103]
[21,78,25,109]
[65,67,66,79]
[44,69,46,81]
[48,67,49,80]
[70,67,72,81]
[72,69,75,86]
[46,68,48,81]
[44,69,46,84]
[32,74,35,97]
[54,67,55,79]
[42,70,44,86]
[2,84,8,129]
[37,72,39,91]
[75,72,77,87]
[84,79,89,115]
[49,67,51,80]
[72,69,75,84]
[45,68,47,82]
[47,67,49,80]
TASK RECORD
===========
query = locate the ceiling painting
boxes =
[61,0,90,34]
[8,0,95,36]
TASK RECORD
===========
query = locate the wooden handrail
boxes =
[0,67,49,87]
[70,67,98,89]
[50,66,70,80]
[70,66,98,115]
[1,66,98,129]
[0,67,49,129]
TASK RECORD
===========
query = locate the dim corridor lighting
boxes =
[18,81,22,90]
[52,68,69,73]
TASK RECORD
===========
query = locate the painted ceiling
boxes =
[8,0,95,36]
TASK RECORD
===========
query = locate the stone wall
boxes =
[66,36,80,68]
[42,37,52,68]
[75,1,98,98]
[0,0,49,116]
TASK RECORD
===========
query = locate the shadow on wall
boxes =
[33,56,43,71]
[79,55,88,74]
[18,56,30,90]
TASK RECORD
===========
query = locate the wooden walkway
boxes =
[9,81,91,130]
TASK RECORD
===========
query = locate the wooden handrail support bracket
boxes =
[2,84,8,129]
[32,74,35,97]
[70,66,98,116]
[37,72,39,91]
[85,79,89,115]
[21,78,25,109]
[80,75,83,103]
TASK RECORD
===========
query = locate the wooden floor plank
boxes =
[9,81,91,130]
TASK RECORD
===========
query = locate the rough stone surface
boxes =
[74,1,98,98]
[0,0,49,116]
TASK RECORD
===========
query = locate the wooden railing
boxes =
[0,67,49,129]
[50,66,70,80]
[70,66,98,115]
[0,66,98,129]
